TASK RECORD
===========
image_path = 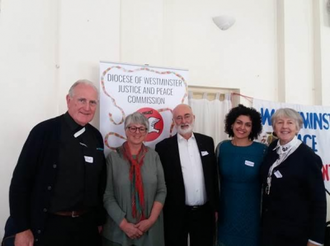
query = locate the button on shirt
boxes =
[178,133,206,206]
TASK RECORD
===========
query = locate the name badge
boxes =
[84,156,94,163]
[274,170,283,178]
[245,160,254,167]
[201,151,209,156]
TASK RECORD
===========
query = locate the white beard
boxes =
[176,121,194,135]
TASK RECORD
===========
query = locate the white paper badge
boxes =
[274,170,283,178]
[84,156,94,163]
[245,160,255,167]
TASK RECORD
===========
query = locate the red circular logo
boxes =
[137,107,164,142]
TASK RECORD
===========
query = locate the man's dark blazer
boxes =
[155,133,219,244]
[3,114,106,244]
[260,140,326,246]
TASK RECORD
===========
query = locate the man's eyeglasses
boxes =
[127,126,148,133]
[77,98,98,107]
[175,114,192,122]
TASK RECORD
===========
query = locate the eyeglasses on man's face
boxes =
[127,126,148,133]
[175,114,192,122]
[76,98,98,107]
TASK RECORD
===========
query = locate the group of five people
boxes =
[2,80,326,246]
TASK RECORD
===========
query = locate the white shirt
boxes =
[177,133,207,206]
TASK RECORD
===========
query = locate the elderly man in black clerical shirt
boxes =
[2,80,106,246]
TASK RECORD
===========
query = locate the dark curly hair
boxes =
[224,104,263,140]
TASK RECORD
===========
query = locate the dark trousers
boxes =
[167,203,215,246]
[39,212,101,246]
[102,237,137,246]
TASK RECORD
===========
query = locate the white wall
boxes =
[57,0,121,115]
[279,0,315,104]
[320,0,330,106]
[0,0,59,234]
[120,0,277,101]
[0,0,330,238]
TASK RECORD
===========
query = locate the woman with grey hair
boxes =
[102,112,167,246]
[260,108,326,246]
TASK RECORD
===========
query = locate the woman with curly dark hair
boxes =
[216,104,266,246]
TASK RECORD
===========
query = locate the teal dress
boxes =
[216,140,266,246]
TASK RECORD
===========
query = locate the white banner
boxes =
[99,61,188,155]
[253,99,330,192]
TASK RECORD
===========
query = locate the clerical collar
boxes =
[177,132,195,142]
[64,112,86,138]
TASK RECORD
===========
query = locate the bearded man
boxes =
[155,104,219,246]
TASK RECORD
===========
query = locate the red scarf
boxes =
[122,141,148,221]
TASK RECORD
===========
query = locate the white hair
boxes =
[68,79,98,98]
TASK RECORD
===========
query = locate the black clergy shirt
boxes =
[49,112,104,212]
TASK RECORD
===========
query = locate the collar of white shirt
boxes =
[177,132,195,142]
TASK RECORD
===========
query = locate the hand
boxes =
[98,226,103,234]
[119,219,143,239]
[136,219,154,232]
[14,229,34,246]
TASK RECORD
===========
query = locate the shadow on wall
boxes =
[325,0,330,27]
